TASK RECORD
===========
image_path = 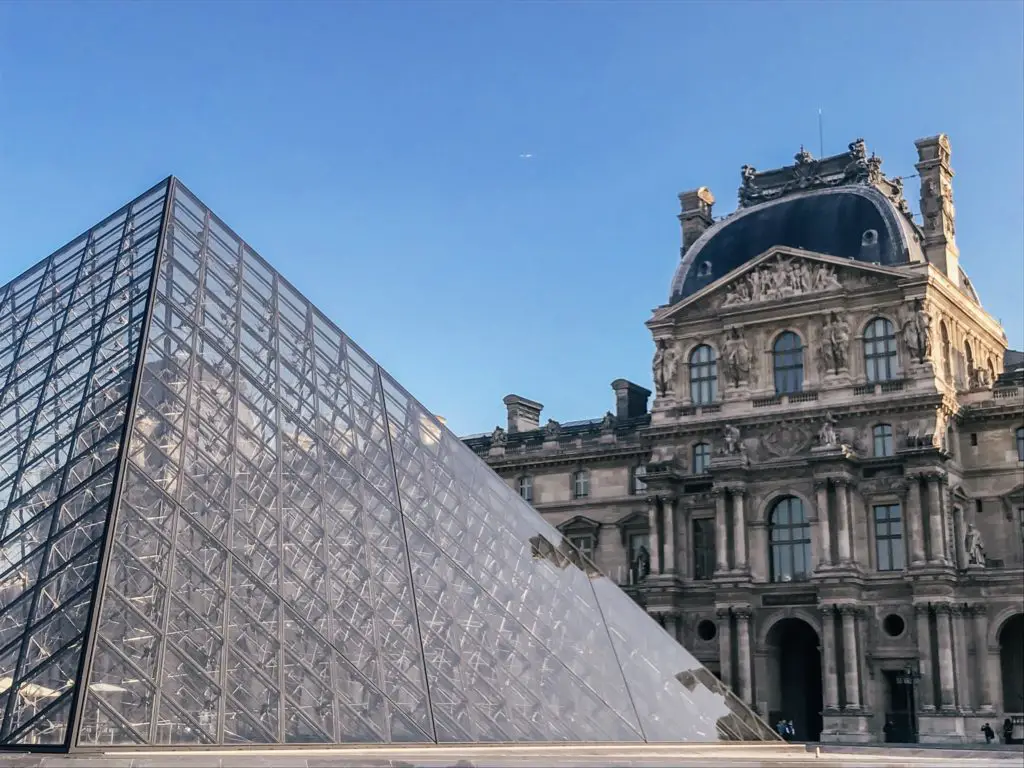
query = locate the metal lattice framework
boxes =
[0,178,778,752]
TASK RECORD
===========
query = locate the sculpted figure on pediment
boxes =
[721,328,752,387]
[721,255,842,307]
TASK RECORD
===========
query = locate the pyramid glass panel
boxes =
[0,181,168,747]
[0,178,777,751]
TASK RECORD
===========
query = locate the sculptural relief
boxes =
[721,255,841,307]
[652,339,679,399]
[900,299,932,363]
[721,328,752,387]
[758,421,814,459]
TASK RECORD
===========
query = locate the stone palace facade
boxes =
[462,135,1024,745]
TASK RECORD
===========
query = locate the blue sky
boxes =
[1,1,1021,436]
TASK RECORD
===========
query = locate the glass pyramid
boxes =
[0,178,777,751]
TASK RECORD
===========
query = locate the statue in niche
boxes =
[652,339,679,399]
[722,423,742,455]
[490,426,507,446]
[965,523,986,566]
[721,328,752,387]
[817,412,838,448]
[901,299,932,363]
[543,419,561,439]
[633,545,651,583]
[820,312,852,374]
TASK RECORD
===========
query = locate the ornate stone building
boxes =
[462,135,1024,745]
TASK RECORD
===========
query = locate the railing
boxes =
[753,396,782,408]
[788,391,818,403]
[853,384,874,396]
[994,387,1022,399]
[880,380,904,393]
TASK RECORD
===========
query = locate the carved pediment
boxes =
[557,514,601,537]
[653,248,905,323]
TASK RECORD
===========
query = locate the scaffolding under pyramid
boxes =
[0,178,777,751]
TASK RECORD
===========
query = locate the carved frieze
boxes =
[721,255,841,308]
[757,421,814,459]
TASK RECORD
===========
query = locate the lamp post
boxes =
[896,663,922,743]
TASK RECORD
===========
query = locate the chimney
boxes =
[611,379,651,420]
[678,187,716,255]
[914,134,960,285]
[503,394,543,433]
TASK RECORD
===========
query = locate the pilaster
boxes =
[815,479,833,568]
[730,486,748,573]
[914,603,935,712]
[712,487,729,574]
[934,602,957,712]
[839,604,861,710]
[819,604,840,711]
[734,605,754,706]
[716,606,733,691]
[906,473,926,566]
[970,604,995,713]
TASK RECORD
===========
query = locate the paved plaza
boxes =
[0,744,1021,767]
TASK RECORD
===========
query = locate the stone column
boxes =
[952,604,970,711]
[952,503,966,570]
[735,606,753,706]
[972,604,994,712]
[914,603,935,711]
[926,473,946,564]
[819,604,840,711]
[677,502,690,579]
[906,474,926,565]
[835,479,852,564]
[716,607,733,690]
[840,605,861,710]
[713,488,729,574]
[934,603,957,711]
[663,495,677,573]
[646,495,662,575]
[667,612,682,644]
[815,480,832,568]
[732,488,748,572]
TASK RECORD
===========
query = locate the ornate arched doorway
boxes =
[1000,613,1024,716]
[765,617,823,741]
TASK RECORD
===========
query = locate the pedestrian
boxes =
[1003,718,1014,745]
[981,722,994,744]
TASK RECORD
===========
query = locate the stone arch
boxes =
[771,327,807,348]
[758,488,814,524]
[685,338,721,361]
[859,313,899,338]
[757,607,822,648]
[997,611,1024,715]
[761,613,824,742]
[988,604,1024,649]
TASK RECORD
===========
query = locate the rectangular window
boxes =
[569,533,594,559]
[970,433,978,446]
[518,476,533,503]
[693,443,711,475]
[692,518,716,580]
[573,471,589,499]
[874,504,905,571]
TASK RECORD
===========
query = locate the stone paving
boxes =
[0,743,1021,768]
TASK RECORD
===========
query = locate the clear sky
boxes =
[1,1,1021,436]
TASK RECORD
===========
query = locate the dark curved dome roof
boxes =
[668,186,922,305]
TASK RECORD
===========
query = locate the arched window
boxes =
[940,322,952,380]
[689,345,718,405]
[769,496,812,582]
[518,475,533,503]
[1017,427,1024,462]
[692,442,711,474]
[773,332,804,395]
[965,340,976,385]
[631,464,647,495]
[572,469,590,499]
[873,424,894,457]
[863,317,898,382]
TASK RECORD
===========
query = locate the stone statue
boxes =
[490,426,507,445]
[543,419,561,439]
[818,412,838,448]
[901,299,932,363]
[722,423,742,455]
[652,340,678,399]
[633,546,651,583]
[965,523,985,566]
[820,313,851,374]
[600,411,616,431]
[974,367,993,388]
[721,328,752,387]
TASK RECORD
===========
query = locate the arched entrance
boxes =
[766,618,823,742]
[1000,613,1024,716]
